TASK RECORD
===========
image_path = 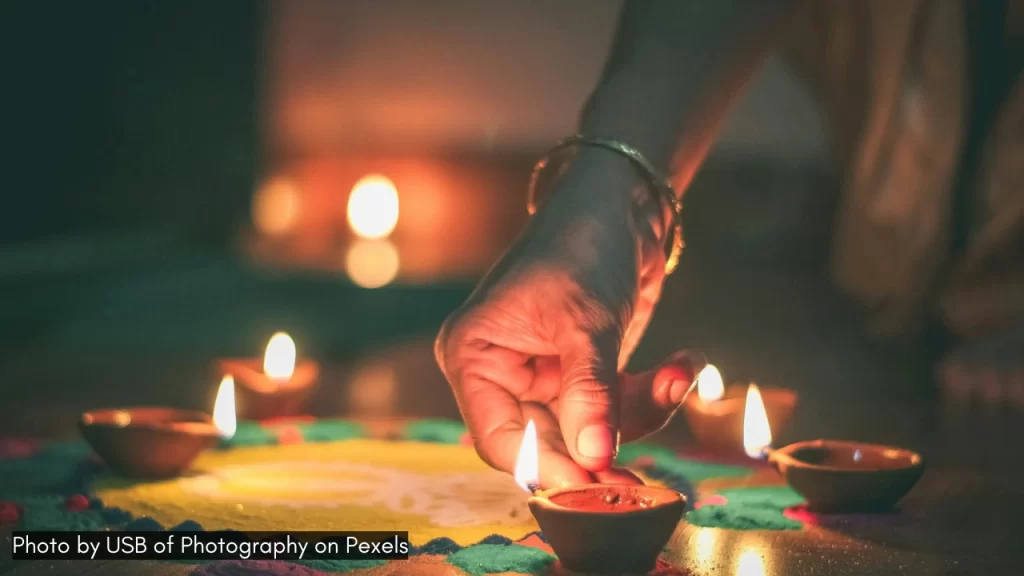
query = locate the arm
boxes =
[435,0,801,481]
[580,0,800,200]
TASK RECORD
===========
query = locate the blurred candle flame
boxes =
[743,383,772,459]
[252,177,301,236]
[213,375,237,439]
[514,420,539,492]
[697,364,725,402]
[345,239,400,288]
[347,174,399,239]
[264,332,297,381]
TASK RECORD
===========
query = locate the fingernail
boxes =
[669,352,701,382]
[577,425,615,460]
[669,379,693,404]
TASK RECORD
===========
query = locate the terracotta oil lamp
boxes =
[739,384,926,513]
[768,440,925,513]
[218,332,320,420]
[682,365,797,454]
[79,377,236,478]
[516,421,686,574]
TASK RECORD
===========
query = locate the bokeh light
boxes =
[345,239,400,288]
[347,174,399,239]
[253,177,301,236]
[347,360,398,415]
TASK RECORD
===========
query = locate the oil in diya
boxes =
[79,377,237,479]
[682,364,798,455]
[516,421,686,574]
[218,332,320,420]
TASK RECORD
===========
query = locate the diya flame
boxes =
[743,383,772,458]
[696,364,725,402]
[264,332,297,381]
[511,378,772,489]
[514,420,539,493]
[213,375,237,439]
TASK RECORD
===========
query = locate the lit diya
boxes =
[218,332,320,420]
[517,421,686,574]
[738,383,926,513]
[79,376,236,479]
[682,364,797,454]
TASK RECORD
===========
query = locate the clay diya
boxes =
[218,332,320,420]
[515,420,685,573]
[79,408,220,479]
[768,439,925,513]
[683,366,797,454]
[529,484,686,574]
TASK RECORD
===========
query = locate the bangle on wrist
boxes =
[527,134,684,275]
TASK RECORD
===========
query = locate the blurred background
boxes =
[3,0,911,442]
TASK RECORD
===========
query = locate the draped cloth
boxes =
[784,0,1023,343]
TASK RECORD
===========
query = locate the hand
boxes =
[435,151,705,488]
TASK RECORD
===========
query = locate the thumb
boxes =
[619,350,707,443]
[558,335,621,472]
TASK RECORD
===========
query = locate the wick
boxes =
[527,482,539,495]
[678,379,699,404]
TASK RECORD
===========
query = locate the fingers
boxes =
[523,404,596,489]
[459,378,593,488]
[618,350,706,442]
[440,326,594,487]
[558,335,621,472]
[457,370,527,472]
[594,467,645,485]
[447,342,533,472]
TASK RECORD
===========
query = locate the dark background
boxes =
[0,0,959,442]
[2,0,263,249]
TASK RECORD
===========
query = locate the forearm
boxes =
[580,0,800,197]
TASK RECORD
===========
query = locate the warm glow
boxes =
[514,420,539,492]
[743,383,772,459]
[736,547,766,576]
[213,375,237,439]
[691,530,718,572]
[347,360,397,415]
[253,177,301,236]
[697,364,725,402]
[345,239,400,288]
[263,332,297,380]
[347,174,399,239]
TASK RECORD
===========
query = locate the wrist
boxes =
[579,73,689,177]
[551,146,672,252]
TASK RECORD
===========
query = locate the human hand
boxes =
[435,151,705,488]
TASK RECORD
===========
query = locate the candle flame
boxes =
[697,364,725,402]
[514,420,539,492]
[213,375,237,439]
[743,383,772,458]
[264,332,296,380]
[347,174,399,239]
